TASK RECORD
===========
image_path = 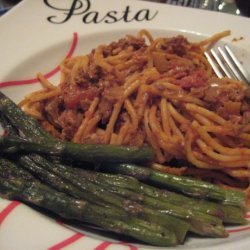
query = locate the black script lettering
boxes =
[44,1,159,25]
[44,0,90,24]
[82,11,105,24]
[104,11,118,24]
[122,6,134,22]
[134,9,158,21]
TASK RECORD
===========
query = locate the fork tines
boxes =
[204,45,250,84]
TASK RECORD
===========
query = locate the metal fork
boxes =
[204,45,250,84]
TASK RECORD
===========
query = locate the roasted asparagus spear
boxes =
[97,163,246,208]
[0,157,178,246]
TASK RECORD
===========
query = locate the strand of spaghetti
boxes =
[70,59,82,85]
[83,114,101,136]
[149,37,164,51]
[37,72,57,90]
[148,105,163,137]
[196,30,231,47]
[149,104,183,158]
[124,73,141,89]
[139,29,154,44]
[67,56,82,68]
[123,131,140,147]
[105,49,133,64]
[195,139,250,169]
[196,138,250,162]
[167,102,189,125]
[115,68,125,82]
[168,108,184,141]
[217,160,250,168]
[154,80,182,91]
[116,58,140,71]
[151,163,187,176]
[193,149,221,165]
[115,121,131,145]
[149,87,205,106]
[59,71,66,85]
[146,51,154,68]
[155,100,175,141]
[124,99,138,131]
[144,107,165,162]
[124,68,160,98]
[174,94,205,106]
[160,98,171,137]
[110,133,119,144]
[134,85,149,122]
[193,114,214,125]
[185,103,227,125]
[142,67,160,82]
[225,168,250,178]
[19,88,60,106]
[94,45,113,72]
[184,130,212,169]
[18,89,47,107]
[60,59,72,74]
[203,125,238,136]
[21,104,44,120]
[157,138,182,160]
[103,101,123,144]
[73,97,99,143]
[40,121,59,138]
[78,56,90,71]
[63,58,75,69]
[192,121,250,156]
[123,79,141,99]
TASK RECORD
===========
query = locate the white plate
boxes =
[0,0,250,249]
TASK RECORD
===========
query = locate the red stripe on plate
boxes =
[228,226,250,233]
[0,201,20,224]
[64,32,78,59]
[94,241,138,250]
[0,32,78,89]
[48,232,84,250]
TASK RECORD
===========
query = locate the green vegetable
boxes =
[17,154,189,242]
[66,167,246,224]
[97,163,246,208]
[0,91,52,141]
[24,155,229,238]
[0,135,153,164]
[0,157,178,246]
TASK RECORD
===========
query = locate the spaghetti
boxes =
[19,30,250,207]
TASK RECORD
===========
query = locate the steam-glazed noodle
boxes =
[19,30,250,207]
